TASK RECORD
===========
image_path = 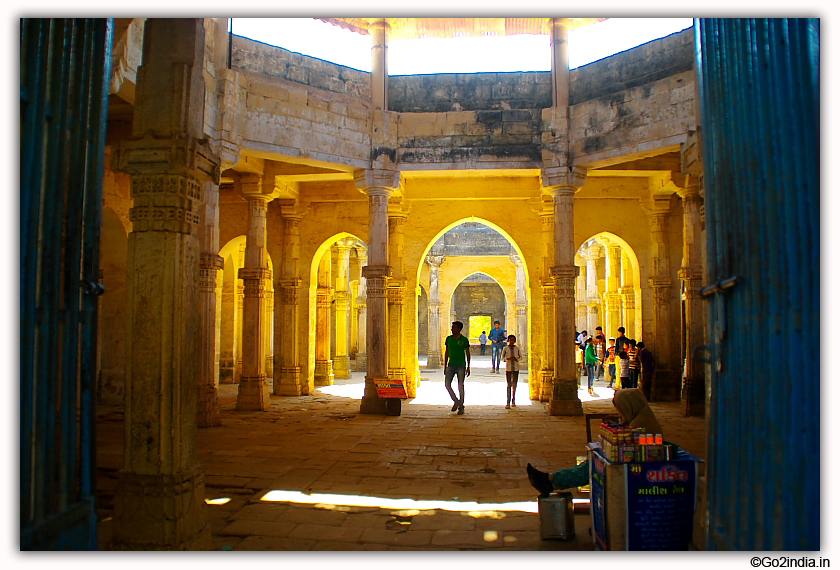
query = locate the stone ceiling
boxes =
[317,18,606,40]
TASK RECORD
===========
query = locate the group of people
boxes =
[441,320,656,415]
[576,326,654,401]
[444,320,522,414]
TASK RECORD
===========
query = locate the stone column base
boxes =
[333,355,352,379]
[539,370,554,402]
[219,366,236,384]
[354,353,367,372]
[548,379,583,416]
[112,466,211,551]
[314,360,334,386]
[549,398,584,416]
[681,375,706,417]
[275,367,301,396]
[197,385,221,428]
[426,352,442,369]
[360,376,387,414]
[652,369,681,402]
[235,376,271,411]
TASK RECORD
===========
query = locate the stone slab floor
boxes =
[95,355,706,551]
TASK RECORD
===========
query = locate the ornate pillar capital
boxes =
[354,169,400,195]
[541,166,587,193]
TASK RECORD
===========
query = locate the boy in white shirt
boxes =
[501,335,523,409]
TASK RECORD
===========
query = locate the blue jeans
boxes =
[585,363,597,390]
[491,344,503,370]
[608,364,616,385]
[444,365,466,404]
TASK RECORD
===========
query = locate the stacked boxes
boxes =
[598,421,677,463]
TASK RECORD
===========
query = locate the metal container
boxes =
[538,492,576,540]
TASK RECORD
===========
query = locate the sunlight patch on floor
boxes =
[261,489,540,513]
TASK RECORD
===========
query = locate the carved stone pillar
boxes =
[219,256,237,384]
[387,207,408,388]
[539,209,555,402]
[236,190,272,411]
[543,166,587,416]
[370,18,388,111]
[620,250,636,339]
[676,177,706,416]
[355,170,399,414]
[575,260,587,332]
[112,18,216,551]
[511,252,528,365]
[314,251,335,386]
[605,243,622,340]
[646,200,678,401]
[234,242,245,382]
[425,254,445,369]
[197,182,223,428]
[584,243,601,333]
[354,244,368,372]
[333,239,354,379]
[275,207,303,395]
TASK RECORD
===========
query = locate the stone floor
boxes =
[95,355,707,551]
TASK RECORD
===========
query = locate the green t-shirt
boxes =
[445,335,470,367]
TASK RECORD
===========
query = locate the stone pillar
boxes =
[605,243,623,340]
[539,209,556,402]
[236,188,272,411]
[314,251,335,386]
[550,18,570,109]
[543,167,587,416]
[354,244,368,372]
[620,250,636,339]
[355,169,399,414]
[234,243,245,382]
[219,257,237,384]
[197,181,223,428]
[584,243,601,334]
[263,278,274,378]
[575,260,587,332]
[676,177,706,416]
[425,254,445,369]
[511,252,529,365]
[275,206,303,395]
[646,199,678,401]
[111,18,216,550]
[370,18,388,111]
[387,207,408,388]
[332,239,353,379]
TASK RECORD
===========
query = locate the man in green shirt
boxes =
[443,321,471,415]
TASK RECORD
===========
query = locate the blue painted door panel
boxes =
[695,18,819,550]
[20,18,112,551]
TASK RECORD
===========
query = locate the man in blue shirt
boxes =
[488,321,507,373]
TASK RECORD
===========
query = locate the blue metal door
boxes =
[695,19,819,550]
[20,18,112,550]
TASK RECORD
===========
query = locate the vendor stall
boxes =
[589,420,702,551]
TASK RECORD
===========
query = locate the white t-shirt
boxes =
[501,345,522,372]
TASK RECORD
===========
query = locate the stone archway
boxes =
[414,219,531,385]
[574,231,643,343]
[218,235,274,384]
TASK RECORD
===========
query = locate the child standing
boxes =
[584,338,600,396]
[618,350,631,389]
[479,331,488,355]
[627,339,640,389]
[606,337,617,389]
[501,335,522,408]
